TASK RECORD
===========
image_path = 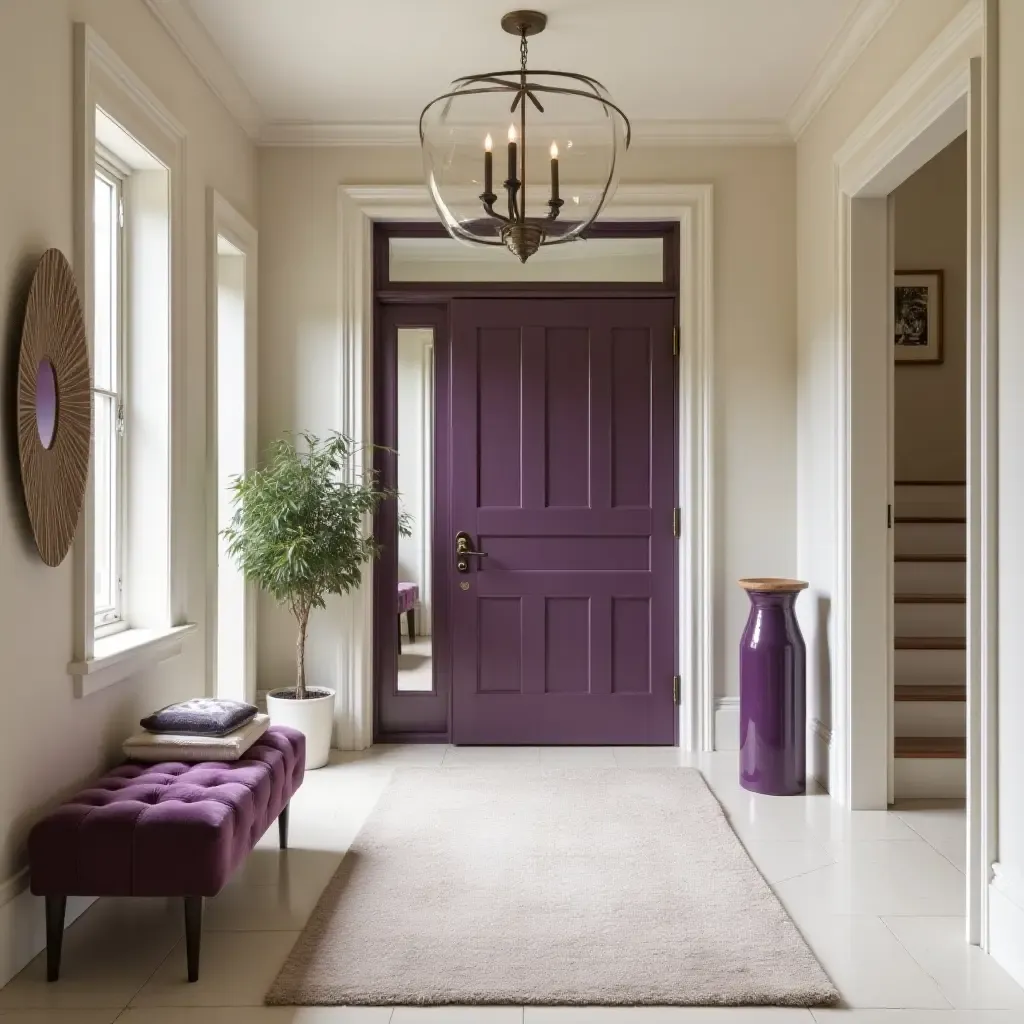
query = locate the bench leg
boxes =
[183,896,203,983]
[45,895,66,982]
[407,608,416,641]
[278,801,290,850]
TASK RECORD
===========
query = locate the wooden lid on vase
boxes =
[738,577,809,593]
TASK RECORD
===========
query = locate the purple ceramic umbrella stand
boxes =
[738,578,809,795]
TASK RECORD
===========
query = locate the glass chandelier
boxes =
[419,10,631,263]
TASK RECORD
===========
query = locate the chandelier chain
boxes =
[520,29,528,75]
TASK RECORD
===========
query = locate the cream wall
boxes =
[893,134,967,482]
[994,0,1024,984]
[795,0,968,759]
[0,0,256,980]
[257,143,797,718]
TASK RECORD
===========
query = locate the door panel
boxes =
[450,297,676,745]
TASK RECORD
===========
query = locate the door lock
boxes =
[455,531,488,573]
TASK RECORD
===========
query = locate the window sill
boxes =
[68,624,197,698]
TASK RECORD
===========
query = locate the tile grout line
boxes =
[119,916,185,1014]
[894,811,966,875]
[769,858,840,887]
[878,912,957,1010]
[732,829,839,890]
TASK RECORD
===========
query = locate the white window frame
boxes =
[92,151,129,638]
[69,25,196,697]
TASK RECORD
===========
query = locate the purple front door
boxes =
[450,297,677,745]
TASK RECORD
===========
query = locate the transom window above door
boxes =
[378,225,677,291]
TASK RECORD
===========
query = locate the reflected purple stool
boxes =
[397,582,419,654]
[738,578,808,795]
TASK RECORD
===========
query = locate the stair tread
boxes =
[894,554,966,563]
[894,684,966,702]
[895,636,966,650]
[894,593,966,604]
[895,736,966,758]
[895,515,967,524]
[894,480,966,486]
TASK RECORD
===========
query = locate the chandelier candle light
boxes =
[420,10,631,263]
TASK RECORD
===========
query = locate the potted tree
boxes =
[222,432,397,769]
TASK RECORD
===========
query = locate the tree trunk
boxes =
[296,607,309,700]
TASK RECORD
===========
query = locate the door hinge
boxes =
[673,675,681,705]
[672,325,680,357]
[672,507,681,538]
[887,503,892,529]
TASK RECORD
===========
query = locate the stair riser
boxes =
[894,561,966,594]
[894,603,966,637]
[894,648,966,685]
[894,757,966,799]
[894,484,966,518]
[895,522,966,556]
[894,701,966,737]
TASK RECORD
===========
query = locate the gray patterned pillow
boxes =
[141,698,258,737]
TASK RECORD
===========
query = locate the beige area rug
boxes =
[267,768,838,1007]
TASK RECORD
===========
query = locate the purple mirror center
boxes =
[36,358,58,449]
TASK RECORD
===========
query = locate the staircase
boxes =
[893,481,966,799]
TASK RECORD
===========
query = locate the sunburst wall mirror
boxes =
[16,248,92,567]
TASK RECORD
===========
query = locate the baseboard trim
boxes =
[990,866,1024,988]
[0,870,95,989]
[811,717,833,793]
[714,697,739,751]
[992,862,1024,911]
[0,868,28,910]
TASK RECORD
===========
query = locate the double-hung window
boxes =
[71,38,195,697]
[92,156,127,636]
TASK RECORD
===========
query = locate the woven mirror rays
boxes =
[17,249,92,566]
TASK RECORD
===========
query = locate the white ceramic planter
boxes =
[266,687,336,769]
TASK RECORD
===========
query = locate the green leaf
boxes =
[221,432,406,697]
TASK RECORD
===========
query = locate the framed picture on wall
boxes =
[894,270,943,364]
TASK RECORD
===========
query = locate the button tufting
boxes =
[28,727,305,902]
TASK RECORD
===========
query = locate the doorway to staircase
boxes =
[890,135,968,801]
[835,30,993,947]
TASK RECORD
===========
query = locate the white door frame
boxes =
[332,183,715,752]
[206,190,259,704]
[832,0,995,946]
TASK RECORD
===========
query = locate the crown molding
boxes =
[145,0,897,149]
[786,0,902,140]
[260,121,419,147]
[633,119,791,146]
[142,0,264,138]
[259,118,792,148]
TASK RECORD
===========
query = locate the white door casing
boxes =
[333,183,715,753]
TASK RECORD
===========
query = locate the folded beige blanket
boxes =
[123,713,269,762]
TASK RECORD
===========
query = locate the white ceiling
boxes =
[153,0,894,142]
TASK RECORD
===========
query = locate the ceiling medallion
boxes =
[419,9,631,263]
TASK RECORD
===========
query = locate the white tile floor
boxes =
[1,747,1021,1024]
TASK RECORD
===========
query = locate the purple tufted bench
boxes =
[28,726,304,983]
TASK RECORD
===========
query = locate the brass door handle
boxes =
[455,531,488,573]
